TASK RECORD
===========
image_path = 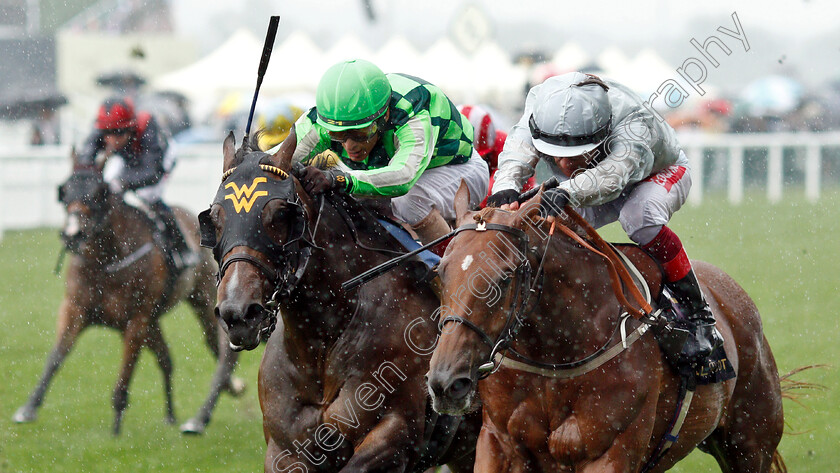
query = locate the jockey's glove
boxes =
[486,189,519,207]
[301,165,350,195]
[108,178,124,195]
[541,188,570,217]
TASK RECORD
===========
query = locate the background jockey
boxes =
[458,104,535,207]
[271,59,489,251]
[77,96,193,271]
[487,71,723,363]
[255,98,308,151]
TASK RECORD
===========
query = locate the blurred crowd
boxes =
[9,70,840,149]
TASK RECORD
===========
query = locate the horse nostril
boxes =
[244,303,265,321]
[427,373,445,399]
[446,377,473,401]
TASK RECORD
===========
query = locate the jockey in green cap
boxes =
[269,59,489,251]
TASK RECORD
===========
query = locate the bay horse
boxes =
[12,150,242,435]
[425,186,786,472]
[202,132,479,472]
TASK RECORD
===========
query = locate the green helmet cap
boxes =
[316,59,391,131]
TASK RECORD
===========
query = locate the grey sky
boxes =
[170,0,839,91]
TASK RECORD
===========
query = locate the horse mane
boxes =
[474,206,509,223]
[327,193,407,251]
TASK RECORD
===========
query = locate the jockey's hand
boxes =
[486,189,519,208]
[108,179,124,195]
[540,188,570,217]
[300,165,349,195]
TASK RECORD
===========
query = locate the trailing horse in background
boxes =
[426,185,787,472]
[12,150,242,435]
[200,133,479,472]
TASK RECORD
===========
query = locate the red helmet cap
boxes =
[96,97,137,131]
[459,105,496,158]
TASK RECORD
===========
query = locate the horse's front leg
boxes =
[13,298,86,423]
[180,333,241,435]
[145,322,176,425]
[573,395,660,473]
[112,316,149,435]
[473,424,526,473]
[338,413,413,473]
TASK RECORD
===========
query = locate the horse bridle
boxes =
[438,221,548,379]
[439,216,662,380]
[200,160,320,343]
[57,173,112,251]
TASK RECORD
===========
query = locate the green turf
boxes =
[1,190,837,472]
[0,230,266,472]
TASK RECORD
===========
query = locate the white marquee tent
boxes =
[152,29,686,121]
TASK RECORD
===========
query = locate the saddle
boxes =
[122,195,196,295]
[612,243,735,387]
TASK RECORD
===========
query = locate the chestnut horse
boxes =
[426,187,785,472]
[12,151,242,435]
[201,133,479,472]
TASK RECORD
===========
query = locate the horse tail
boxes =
[769,450,787,473]
[769,364,828,473]
[779,364,828,405]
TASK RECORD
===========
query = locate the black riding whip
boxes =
[341,178,562,292]
[244,15,280,139]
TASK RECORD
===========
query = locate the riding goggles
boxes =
[328,121,380,144]
[528,114,612,148]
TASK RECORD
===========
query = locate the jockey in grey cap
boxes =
[488,71,723,364]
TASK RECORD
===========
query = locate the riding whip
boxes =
[244,15,280,139]
[342,177,562,292]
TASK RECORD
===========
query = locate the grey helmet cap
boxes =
[530,72,612,157]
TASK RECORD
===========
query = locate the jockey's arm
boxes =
[491,87,541,195]
[288,111,435,198]
[343,112,435,197]
[77,130,106,167]
[558,134,654,207]
[121,118,168,190]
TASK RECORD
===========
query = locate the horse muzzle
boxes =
[426,368,477,415]
[216,300,268,351]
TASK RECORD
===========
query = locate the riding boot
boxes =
[150,201,194,272]
[411,208,452,257]
[664,269,724,362]
[642,226,723,363]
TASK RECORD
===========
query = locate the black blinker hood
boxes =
[199,152,303,263]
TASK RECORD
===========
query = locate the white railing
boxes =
[1,132,839,232]
[0,143,222,232]
[679,131,840,205]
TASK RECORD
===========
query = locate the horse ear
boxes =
[222,131,236,172]
[513,187,550,236]
[70,146,78,167]
[454,179,472,227]
[271,134,295,174]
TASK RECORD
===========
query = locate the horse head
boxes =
[427,187,555,415]
[57,148,113,253]
[200,132,315,351]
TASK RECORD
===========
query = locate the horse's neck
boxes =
[282,199,402,356]
[84,201,150,265]
[514,234,625,364]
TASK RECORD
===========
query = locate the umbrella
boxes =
[96,69,147,91]
[0,90,68,120]
[740,76,803,117]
